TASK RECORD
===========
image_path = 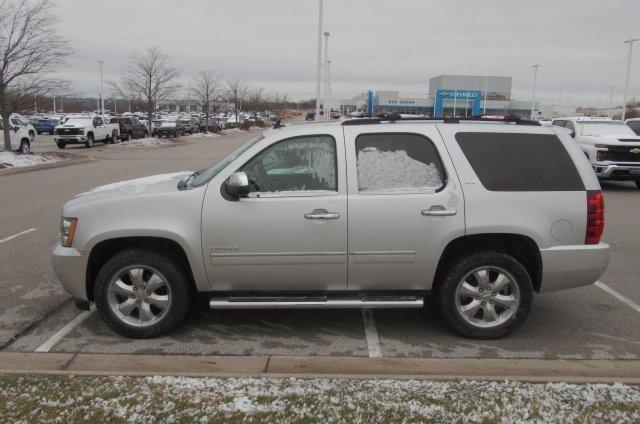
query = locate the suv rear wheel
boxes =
[94,248,192,338]
[436,251,533,339]
[85,134,94,148]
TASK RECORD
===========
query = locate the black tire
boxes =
[56,142,66,149]
[127,132,133,141]
[29,131,35,142]
[85,134,94,148]
[94,248,192,338]
[143,130,148,138]
[19,140,30,154]
[37,130,42,135]
[635,181,640,190]
[436,250,533,339]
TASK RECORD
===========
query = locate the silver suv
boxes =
[51,116,610,339]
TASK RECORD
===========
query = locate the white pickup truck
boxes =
[54,115,119,149]
[552,117,640,189]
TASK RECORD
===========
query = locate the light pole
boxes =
[607,86,614,118]
[530,64,541,120]
[453,83,458,117]
[98,60,106,115]
[314,0,323,121]
[323,32,330,121]
[483,76,488,115]
[622,38,638,120]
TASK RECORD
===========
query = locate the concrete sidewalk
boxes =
[1,352,638,383]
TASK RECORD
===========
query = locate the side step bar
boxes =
[209,296,424,310]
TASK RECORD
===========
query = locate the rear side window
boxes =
[455,132,584,191]
[355,133,446,193]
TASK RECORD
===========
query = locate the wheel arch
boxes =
[432,233,543,293]
[85,236,196,301]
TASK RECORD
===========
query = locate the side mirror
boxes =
[225,172,250,197]
[569,130,575,138]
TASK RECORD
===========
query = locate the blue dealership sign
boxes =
[434,89,481,117]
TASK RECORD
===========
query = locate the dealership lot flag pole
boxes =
[483,76,488,114]
[531,64,541,120]
[315,0,323,121]
[622,38,638,120]
[607,86,614,118]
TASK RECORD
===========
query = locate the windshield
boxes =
[579,121,637,137]
[63,118,92,126]
[187,133,265,188]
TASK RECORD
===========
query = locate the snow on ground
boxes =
[0,374,638,422]
[0,151,63,169]
[115,137,174,148]
[222,127,244,133]
[357,148,443,192]
[191,132,220,138]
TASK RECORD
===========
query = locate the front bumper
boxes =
[593,163,640,179]
[54,135,86,144]
[539,243,610,293]
[51,243,90,300]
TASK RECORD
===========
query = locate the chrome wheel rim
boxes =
[107,265,172,328]
[454,266,520,328]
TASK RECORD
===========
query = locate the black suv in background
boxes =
[109,117,148,141]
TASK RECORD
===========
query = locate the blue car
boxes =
[35,119,58,135]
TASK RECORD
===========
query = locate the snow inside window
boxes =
[356,134,444,192]
[241,135,336,194]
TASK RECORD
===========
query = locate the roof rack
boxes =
[341,113,541,126]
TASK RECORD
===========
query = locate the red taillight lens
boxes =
[585,190,604,244]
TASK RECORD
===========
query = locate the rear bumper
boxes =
[593,163,640,179]
[539,243,610,293]
[51,243,90,301]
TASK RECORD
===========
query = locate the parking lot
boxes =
[1,130,639,361]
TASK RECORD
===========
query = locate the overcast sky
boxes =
[52,0,640,107]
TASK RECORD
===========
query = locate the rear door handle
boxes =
[305,209,340,220]
[421,208,457,217]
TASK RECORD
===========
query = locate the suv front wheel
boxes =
[436,251,533,339]
[94,248,192,338]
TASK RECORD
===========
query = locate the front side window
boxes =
[628,121,640,134]
[93,117,103,126]
[552,120,566,127]
[240,135,337,195]
[565,121,575,133]
[355,133,445,193]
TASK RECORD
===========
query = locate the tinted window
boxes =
[240,135,337,194]
[455,132,584,191]
[626,121,640,134]
[552,120,566,127]
[355,133,445,192]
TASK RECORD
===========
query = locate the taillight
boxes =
[585,190,604,244]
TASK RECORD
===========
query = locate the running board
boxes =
[209,296,424,310]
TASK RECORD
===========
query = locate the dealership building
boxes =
[340,75,537,118]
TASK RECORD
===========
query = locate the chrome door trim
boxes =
[349,251,416,264]
[211,251,347,265]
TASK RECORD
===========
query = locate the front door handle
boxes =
[305,209,340,220]
[421,207,457,217]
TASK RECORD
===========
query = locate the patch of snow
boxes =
[357,148,443,192]
[222,128,244,133]
[116,137,173,148]
[0,151,63,169]
[192,132,220,138]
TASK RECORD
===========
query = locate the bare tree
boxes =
[246,86,265,119]
[190,71,219,133]
[225,78,249,124]
[111,47,180,134]
[0,0,70,151]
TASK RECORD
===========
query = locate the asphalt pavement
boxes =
[1,129,639,360]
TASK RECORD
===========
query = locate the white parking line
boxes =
[0,228,36,244]
[361,308,382,358]
[595,281,640,314]
[35,310,92,353]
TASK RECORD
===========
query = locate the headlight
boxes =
[60,217,78,247]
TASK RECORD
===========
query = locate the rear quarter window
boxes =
[455,132,584,191]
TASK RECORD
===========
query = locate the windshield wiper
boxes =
[177,170,203,190]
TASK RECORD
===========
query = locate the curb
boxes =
[0,154,96,177]
[0,353,638,383]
